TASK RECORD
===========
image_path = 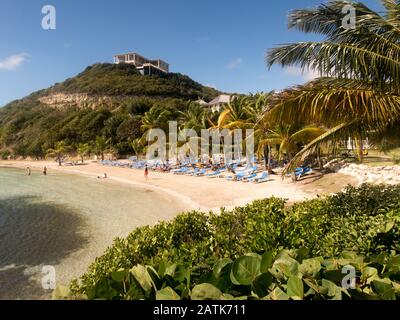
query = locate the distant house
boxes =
[203,95,232,113]
[113,52,169,75]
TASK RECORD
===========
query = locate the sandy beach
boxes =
[0,160,320,212]
[0,160,358,299]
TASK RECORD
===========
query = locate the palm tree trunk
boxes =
[263,146,268,171]
[288,152,297,182]
[267,144,273,174]
[317,147,323,170]
[354,135,364,163]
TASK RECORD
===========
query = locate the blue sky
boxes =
[0,0,383,106]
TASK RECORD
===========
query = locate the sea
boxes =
[0,167,182,300]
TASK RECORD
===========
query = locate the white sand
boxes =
[1,160,314,212]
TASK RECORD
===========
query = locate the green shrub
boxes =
[61,249,400,300]
[71,184,400,297]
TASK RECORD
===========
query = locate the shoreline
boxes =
[0,160,317,212]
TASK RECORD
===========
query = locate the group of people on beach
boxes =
[26,166,47,176]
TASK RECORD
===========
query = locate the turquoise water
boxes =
[0,167,182,299]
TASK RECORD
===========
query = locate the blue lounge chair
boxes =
[242,172,258,182]
[254,171,269,183]
[194,168,207,176]
[187,168,200,176]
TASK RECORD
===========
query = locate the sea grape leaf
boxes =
[260,252,273,273]
[264,287,290,300]
[230,256,261,286]
[131,265,155,293]
[156,287,181,300]
[213,258,233,279]
[287,277,304,300]
[299,258,321,278]
[252,273,273,298]
[191,283,223,300]
[371,280,396,300]
[321,279,342,300]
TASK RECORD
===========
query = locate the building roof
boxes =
[206,95,231,106]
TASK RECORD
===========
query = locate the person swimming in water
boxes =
[27,167,31,176]
[43,166,47,176]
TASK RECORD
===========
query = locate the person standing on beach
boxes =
[144,165,149,181]
[43,166,47,176]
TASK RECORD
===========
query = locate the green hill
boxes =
[0,63,221,159]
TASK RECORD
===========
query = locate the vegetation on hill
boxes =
[0,63,221,159]
[51,63,220,100]
[63,184,400,300]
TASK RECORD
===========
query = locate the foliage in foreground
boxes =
[56,249,400,300]
[68,184,400,299]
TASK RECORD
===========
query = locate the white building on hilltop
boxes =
[113,52,169,75]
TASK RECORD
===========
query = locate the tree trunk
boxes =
[288,152,297,182]
[58,156,62,166]
[317,148,323,170]
[263,146,268,172]
[101,152,104,161]
[355,136,364,163]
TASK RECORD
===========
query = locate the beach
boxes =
[0,160,358,300]
[0,160,325,212]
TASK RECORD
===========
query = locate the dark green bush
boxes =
[72,184,400,297]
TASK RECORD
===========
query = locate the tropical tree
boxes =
[178,102,207,133]
[46,141,73,166]
[77,143,90,163]
[95,136,107,161]
[266,0,400,171]
[259,125,326,180]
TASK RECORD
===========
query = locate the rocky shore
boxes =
[325,159,400,185]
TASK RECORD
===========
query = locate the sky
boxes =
[0,0,384,106]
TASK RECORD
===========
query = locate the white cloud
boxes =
[0,53,29,71]
[227,58,243,70]
[284,66,320,82]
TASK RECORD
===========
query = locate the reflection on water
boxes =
[0,167,182,300]
[0,196,88,300]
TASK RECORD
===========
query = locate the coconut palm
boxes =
[178,102,207,133]
[259,125,326,180]
[95,136,107,161]
[266,0,400,171]
[77,143,90,163]
[46,141,73,166]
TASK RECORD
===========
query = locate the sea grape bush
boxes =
[59,249,400,300]
[70,184,400,298]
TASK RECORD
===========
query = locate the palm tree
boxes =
[46,141,73,166]
[266,0,400,171]
[95,136,107,161]
[259,125,326,180]
[77,143,90,163]
[178,102,207,133]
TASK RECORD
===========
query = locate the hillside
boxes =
[0,63,221,159]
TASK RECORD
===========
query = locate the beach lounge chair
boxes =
[194,168,207,176]
[187,168,200,176]
[254,171,269,183]
[172,167,188,175]
[242,172,258,182]
[206,170,222,178]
